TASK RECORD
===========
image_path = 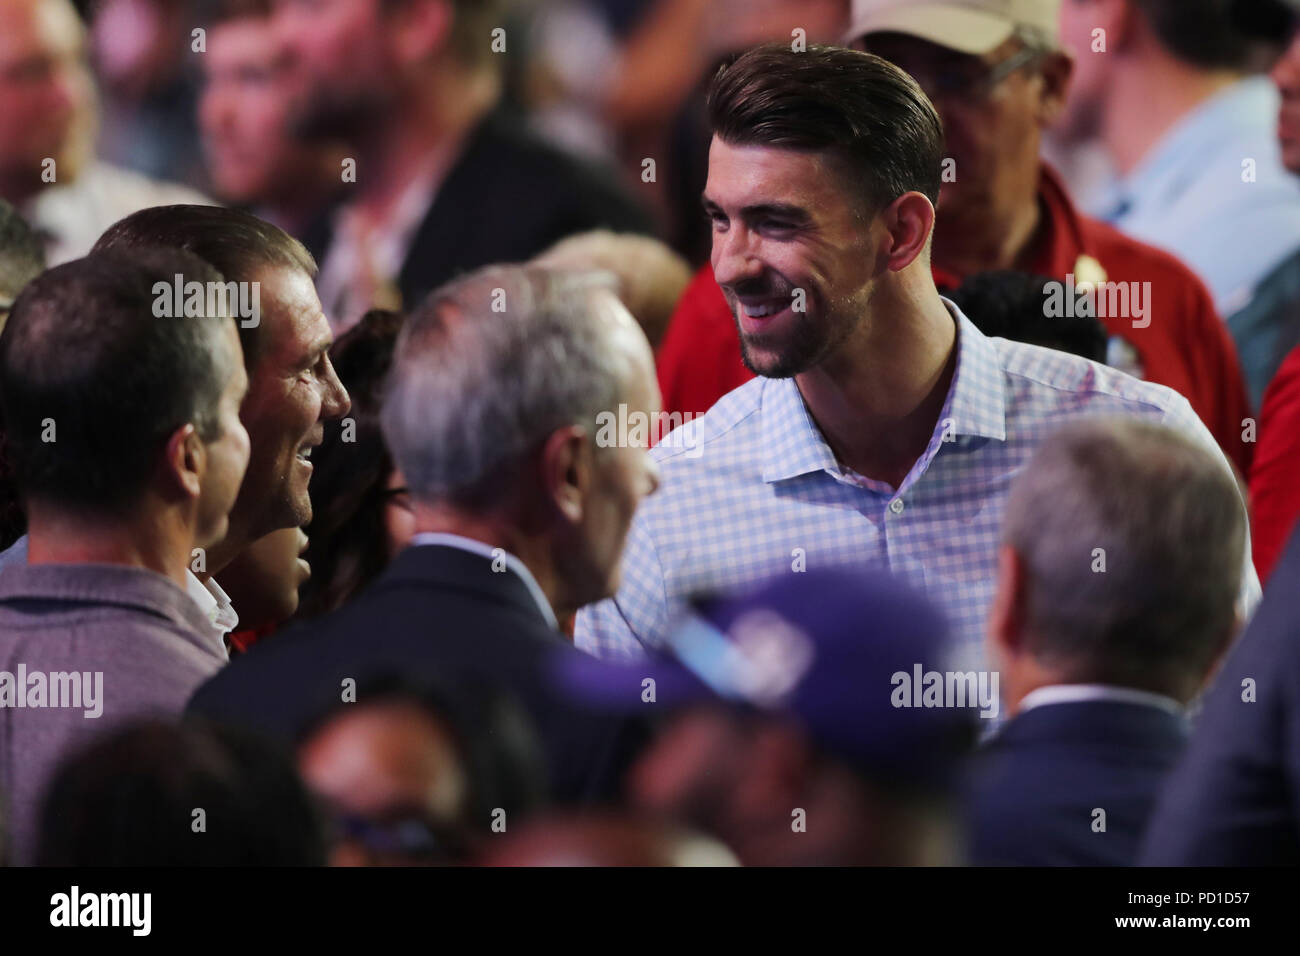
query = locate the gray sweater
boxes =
[0,563,225,864]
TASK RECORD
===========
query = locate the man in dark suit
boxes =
[968,418,1247,866]
[189,264,662,809]
[1140,527,1300,865]
[274,0,653,330]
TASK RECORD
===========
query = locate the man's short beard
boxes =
[289,87,386,144]
[736,299,864,379]
[738,311,826,378]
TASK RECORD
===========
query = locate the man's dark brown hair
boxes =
[92,205,316,369]
[707,43,945,215]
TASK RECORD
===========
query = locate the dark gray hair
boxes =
[1002,418,1246,698]
[381,265,629,508]
[0,249,237,512]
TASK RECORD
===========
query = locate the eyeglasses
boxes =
[866,42,1044,104]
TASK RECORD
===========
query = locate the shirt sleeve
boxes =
[574,513,672,660]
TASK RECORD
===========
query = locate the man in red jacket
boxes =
[657,0,1253,473]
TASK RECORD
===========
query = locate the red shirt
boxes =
[1249,344,1300,584]
[656,164,1254,473]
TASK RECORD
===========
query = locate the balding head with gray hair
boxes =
[999,418,1245,702]
[383,266,637,506]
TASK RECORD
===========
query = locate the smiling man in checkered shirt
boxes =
[575,43,1259,670]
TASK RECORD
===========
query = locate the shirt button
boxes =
[889,498,904,515]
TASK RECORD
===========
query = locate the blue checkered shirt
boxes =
[576,302,1260,670]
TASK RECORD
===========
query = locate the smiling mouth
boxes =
[295,444,315,466]
[741,300,790,318]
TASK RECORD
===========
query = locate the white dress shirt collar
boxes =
[185,570,236,658]
[1018,683,1183,718]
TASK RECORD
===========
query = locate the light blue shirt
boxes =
[575,302,1260,670]
[1088,77,1300,317]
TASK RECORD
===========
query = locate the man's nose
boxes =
[319,357,351,420]
[711,226,764,290]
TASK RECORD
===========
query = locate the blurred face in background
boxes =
[1055,0,1111,143]
[274,0,401,141]
[0,0,95,200]
[200,15,311,204]
[1273,21,1300,174]
[299,701,471,866]
[857,32,1067,243]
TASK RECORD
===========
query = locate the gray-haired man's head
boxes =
[381,265,661,614]
[992,418,1246,705]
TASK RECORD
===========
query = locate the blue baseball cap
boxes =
[557,567,980,792]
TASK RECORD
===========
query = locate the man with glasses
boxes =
[655,0,1254,476]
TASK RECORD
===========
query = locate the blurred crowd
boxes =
[1,0,1299,867]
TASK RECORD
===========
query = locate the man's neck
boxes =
[795,283,958,489]
[24,506,193,589]
[1101,58,1242,177]
[933,187,1044,279]
[350,69,498,223]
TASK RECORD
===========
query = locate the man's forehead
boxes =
[257,265,332,356]
[705,138,840,206]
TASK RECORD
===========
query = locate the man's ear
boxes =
[539,425,592,525]
[389,0,455,66]
[164,423,205,501]
[1036,50,1075,127]
[989,544,1029,663]
[880,191,936,273]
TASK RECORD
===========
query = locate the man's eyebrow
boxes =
[700,197,813,223]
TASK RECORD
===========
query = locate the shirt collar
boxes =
[408,532,559,629]
[0,562,223,655]
[760,300,1007,484]
[1018,683,1185,718]
[185,570,237,658]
